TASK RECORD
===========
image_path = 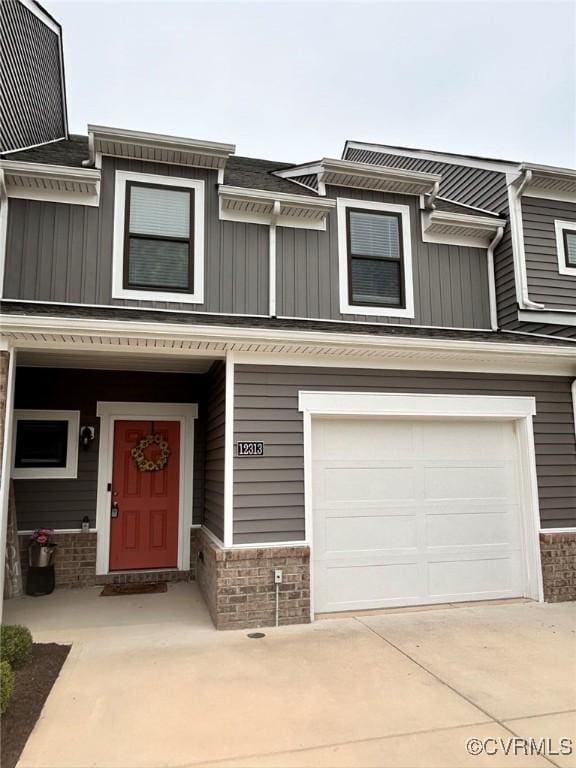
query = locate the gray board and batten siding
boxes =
[3,155,270,317]
[278,186,492,329]
[233,365,576,545]
[344,147,576,339]
[12,367,207,531]
[203,361,226,542]
[0,0,67,153]
[4,156,493,330]
[523,197,576,311]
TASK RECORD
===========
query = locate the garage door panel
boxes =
[323,514,417,552]
[423,464,514,501]
[312,419,414,460]
[321,466,417,502]
[419,420,516,459]
[317,562,421,612]
[427,556,523,600]
[425,508,521,547]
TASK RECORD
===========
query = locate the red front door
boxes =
[110,420,180,571]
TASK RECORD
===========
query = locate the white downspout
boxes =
[424,180,440,210]
[0,170,8,301]
[508,169,545,311]
[487,226,504,330]
[269,200,281,317]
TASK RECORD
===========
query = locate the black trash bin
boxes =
[26,540,57,596]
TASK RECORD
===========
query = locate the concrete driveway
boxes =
[4,584,576,768]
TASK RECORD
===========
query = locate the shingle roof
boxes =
[1,135,312,196]
[2,301,575,347]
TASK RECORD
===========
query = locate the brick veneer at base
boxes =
[540,532,576,602]
[192,528,310,630]
[19,532,97,588]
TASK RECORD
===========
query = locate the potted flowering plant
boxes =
[28,528,56,567]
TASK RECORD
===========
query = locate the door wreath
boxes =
[131,434,170,472]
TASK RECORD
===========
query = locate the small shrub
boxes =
[0,625,33,669]
[0,660,14,715]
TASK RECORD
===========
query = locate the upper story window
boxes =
[337,199,414,318]
[554,220,576,277]
[113,171,205,304]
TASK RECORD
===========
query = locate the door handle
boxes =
[111,501,120,518]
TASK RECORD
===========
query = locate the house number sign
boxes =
[237,441,264,457]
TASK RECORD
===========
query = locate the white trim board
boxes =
[112,171,205,304]
[554,220,576,277]
[94,401,198,575]
[223,352,235,547]
[298,390,544,618]
[0,347,16,615]
[336,198,414,319]
[517,310,576,327]
[11,410,80,479]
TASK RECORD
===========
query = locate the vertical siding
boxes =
[13,368,207,530]
[233,365,576,544]
[4,156,270,316]
[203,361,226,542]
[0,0,66,153]
[522,197,576,309]
[277,188,492,329]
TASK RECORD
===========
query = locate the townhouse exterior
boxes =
[0,1,575,629]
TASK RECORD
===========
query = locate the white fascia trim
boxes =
[95,401,198,419]
[343,141,519,174]
[337,198,415,318]
[0,347,16,613]
[540,527,576,534]
[18,0,61,34]
[112,171,205,304]
[219,186,329,207]
[554,220,576,277]
[11,409,80,479]
[506,171,545,311]
[88,125,235,167]
[298,391,536,419]
[518,309,576,327]
[0,175,7,300]
[218,185,334,231]
[3,313,576,364]
[0,161,100,206]
[420,210,506,249]
[523,188,576,204]
[223,352,235,547]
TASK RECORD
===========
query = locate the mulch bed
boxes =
[1,643,71,768]
[100,582,167,596]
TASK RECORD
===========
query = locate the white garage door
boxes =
[312,417,527,613]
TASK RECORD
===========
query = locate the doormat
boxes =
[100,582,168,596]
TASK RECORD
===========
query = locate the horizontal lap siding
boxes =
[523,197,576,310]
[203,361,226,542]
[277,189,491,329]
[13,368,206,530]
[4,156,269,316]
[233,365,576,544]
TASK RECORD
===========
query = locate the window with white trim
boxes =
[113,171,205,303]
[12,411,80,479]
[337,199,414,318]
[554,220,576,277]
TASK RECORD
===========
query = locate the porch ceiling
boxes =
[16,349,217,373]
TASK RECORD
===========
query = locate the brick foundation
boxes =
[192,528,310,630]
[19,532,97,588]
[540,532,576,602]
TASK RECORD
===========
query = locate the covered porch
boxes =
[3,345,226,608]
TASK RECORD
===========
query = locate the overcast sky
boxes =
[48,0,576,167]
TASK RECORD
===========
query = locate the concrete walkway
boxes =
[3,585,575,768]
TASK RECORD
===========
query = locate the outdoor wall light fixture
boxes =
[80,426,95,449]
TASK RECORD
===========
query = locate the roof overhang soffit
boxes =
[87,125,236,170]
[0,161,101,206]
[276,159,442,197]
[1,315,575,376]
[218,186,336,230]
[421,210,507,248]
[515,164,576,202]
